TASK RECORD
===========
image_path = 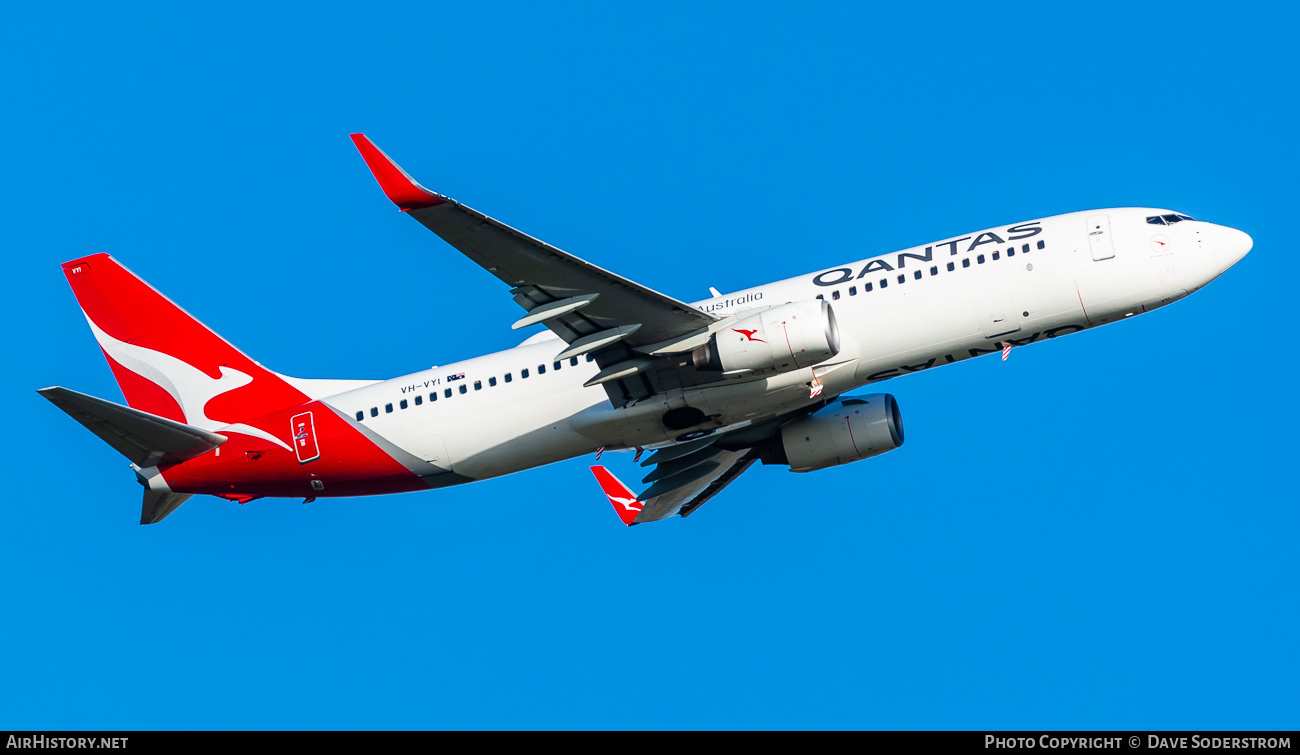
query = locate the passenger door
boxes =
[290,411,321,464]
[1087,214,1115,261]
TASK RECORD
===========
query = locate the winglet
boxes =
[590,466,643,526]
[349,133,448,211]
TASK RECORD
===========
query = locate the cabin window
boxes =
[914,270,922,280]
[370,407,378,417]
[897,274,905,284]
[430,392,437,402]
[444,388,452,398]
[864,282,873,292]
[459,384,467,394]
[816,294,824,300]
[880,279,888,288]
[522,368,530,378]
[992,251,1000,260]
[1037,240,1045,250]
[355,411,364,421]
[414,395,422,406]
[1007,247,1015,257]
[962,258,971,268]
[947,262,955,271]
[553,362,561,371]
[538,364,546,374]
[586,355,595,363]
[977,254,985,264]
[400,399,408,409]
[385,403,393,413]
[849,285,857,296]
[1023,243,1030,253]
[489,376,497,387]
[474,380,482,391]
[930,266,938,276]
[832,290,840,300]
[570,357,579,366]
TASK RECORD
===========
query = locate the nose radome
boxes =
[1216,225,1253,268]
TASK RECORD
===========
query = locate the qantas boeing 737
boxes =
[40,135,1253,525]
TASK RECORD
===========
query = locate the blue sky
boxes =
[3,1,1296,730]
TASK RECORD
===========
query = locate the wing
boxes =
[585,404,826,525]
[633,446,759,524]
[590,441,760,525]
[350,135,718,371]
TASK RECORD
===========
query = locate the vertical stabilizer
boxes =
[61,254,311,428]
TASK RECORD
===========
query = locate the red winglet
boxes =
[349,133,447,211]
[590,466,643,526]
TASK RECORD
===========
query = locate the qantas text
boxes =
[812,222,1042,287]
[864,324,1083,381]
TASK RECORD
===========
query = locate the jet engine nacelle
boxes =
[694,300,840,375]
[762,393,904,473]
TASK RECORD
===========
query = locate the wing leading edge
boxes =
[350,134,718,362]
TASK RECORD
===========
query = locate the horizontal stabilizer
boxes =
[39,386,226,467]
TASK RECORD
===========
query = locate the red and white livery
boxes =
[41,137,1253,524]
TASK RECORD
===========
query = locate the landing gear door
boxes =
[1087,214,1115,261]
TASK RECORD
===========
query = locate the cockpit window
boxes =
[1148,214,1196,225]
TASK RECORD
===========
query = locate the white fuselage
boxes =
[320,208,1250,482]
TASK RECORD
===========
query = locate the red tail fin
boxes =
[61,254,310,429]
[590,466,643,526]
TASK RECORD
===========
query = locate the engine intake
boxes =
[694,300,840,375]
[761,393,904,472]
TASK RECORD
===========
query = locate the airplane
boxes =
[39,134,1253,525]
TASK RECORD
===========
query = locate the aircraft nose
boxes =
[1214,225,1253,268]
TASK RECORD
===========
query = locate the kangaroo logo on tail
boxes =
[62,254,319,452]
[86,316,293,452]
